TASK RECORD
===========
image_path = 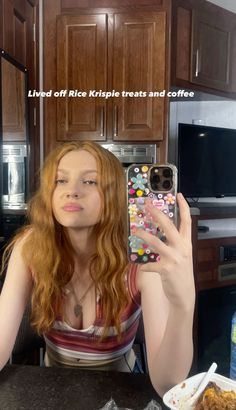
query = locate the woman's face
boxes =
[52,149,102,231]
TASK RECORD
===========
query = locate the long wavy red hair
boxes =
[1,141,130,337]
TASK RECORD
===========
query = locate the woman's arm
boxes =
[135,193,195,396]
[0,237,33,370]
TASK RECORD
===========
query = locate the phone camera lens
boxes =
[152,174,160,184]
[163,168,172,178]
[150,167,173,191]
[162,180,171,190]
[152,183,159,190]
[150,172,160,191]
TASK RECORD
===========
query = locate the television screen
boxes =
[178,123,236,198]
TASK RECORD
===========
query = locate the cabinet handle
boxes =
[113,105,118,137]
[100,106,104,137]
[195,49,200,77]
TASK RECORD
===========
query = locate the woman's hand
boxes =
[134,193,195,311]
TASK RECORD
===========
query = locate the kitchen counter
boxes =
[189,204,236,217]
[0,365,166,410]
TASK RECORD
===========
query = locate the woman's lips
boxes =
[62,203,83,211]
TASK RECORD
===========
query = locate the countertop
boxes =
[0,365,166,410]
[189,204,236,216]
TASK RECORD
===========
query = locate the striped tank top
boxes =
[44,264,142,371]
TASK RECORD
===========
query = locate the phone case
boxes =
[127,163,177,263]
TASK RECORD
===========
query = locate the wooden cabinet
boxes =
[45,0,236,157]
[56,14,107,141]
[191,9,232,92]
[0,0,40,193]
[0,0,28,66]
[56,11,167,143]
[112,12,166,141]
[191,212,236,291]
[2,57,26,142]
[44,0,171,157]
[195,237,236,290]
[171,0,236,94]
[0,0,37,71]
[191,210,236,374]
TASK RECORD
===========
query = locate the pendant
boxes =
[74,304,82,317]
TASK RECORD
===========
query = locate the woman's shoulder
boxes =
[13,226,34,250]
[7,226,34,272]
[4,227,34,282]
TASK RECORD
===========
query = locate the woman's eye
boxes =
[83,180,97,185]
[55,179,67,184]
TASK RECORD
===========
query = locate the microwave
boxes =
[2,144,27,209]
[101,144,157,167]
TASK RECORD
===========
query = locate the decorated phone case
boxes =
[127,163,177,263]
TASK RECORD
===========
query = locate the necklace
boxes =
[65,281,93,318]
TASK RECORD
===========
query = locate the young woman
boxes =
[0,141,195,396]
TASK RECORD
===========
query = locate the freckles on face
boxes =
[51,149,102,229]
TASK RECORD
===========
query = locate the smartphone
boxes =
[127,163,177,263]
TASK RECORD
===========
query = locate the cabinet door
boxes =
[1,0,38,66]
[56,14,107,141]
[0,0,39,195]
[1,57,26,142]
[112,11,166,141]
[2,0,27,66]
[191,9,232,92]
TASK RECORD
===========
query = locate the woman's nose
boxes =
[65,182,83,198]
[66,192,79,198]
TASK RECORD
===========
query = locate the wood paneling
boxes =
[0,2,3,49]
[61,0,164,8]
[191,9,231,91]
[112,11,166,141]
[2,58,26,141]
[171,0,236,95]
[2,0,27,66]
[44,2,170,155]
[197,248,214,263]
[13,8,27,65]
[197,270,216,284]
[44,0,61,155]
[192,214,236,291]
[56,14,107,141]
[0,0,40,194]
[175,7,191,81]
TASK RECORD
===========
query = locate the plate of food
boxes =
[163,372,236,409]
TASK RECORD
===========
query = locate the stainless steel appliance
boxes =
[0,51,29,259]
[3,144,27,209]
[101,144,157,167]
